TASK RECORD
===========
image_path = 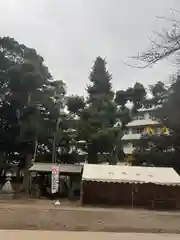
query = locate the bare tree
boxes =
[131,10,180,68]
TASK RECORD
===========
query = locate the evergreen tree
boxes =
[133,76,180,173]
[87,57,114,103]
[0,37,67,191]
[77,57,124,164]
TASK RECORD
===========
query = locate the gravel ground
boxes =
[0,200,180,233]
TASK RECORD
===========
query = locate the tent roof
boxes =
[29,162,82,174]
[82,164,180,186]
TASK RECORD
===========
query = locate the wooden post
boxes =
[80,181,83,204]
[131,184,134,208]
[68,176,73,200]
[29,172,32,196]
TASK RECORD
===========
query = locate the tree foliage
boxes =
[67,95,85,115]
[133,75,180,173]
[73,57,125,164]
[0,37,68,191]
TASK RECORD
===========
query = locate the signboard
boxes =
[51,165,59,194]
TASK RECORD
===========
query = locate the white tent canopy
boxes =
[82,164,180,186]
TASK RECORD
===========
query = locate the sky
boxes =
[0,0,179,95]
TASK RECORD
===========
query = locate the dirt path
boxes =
[0,200,180,233]
[0,231,179,240]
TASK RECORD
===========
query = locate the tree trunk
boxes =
[16,167,21,182]
[21,154,32,195]
[87,150,98,164]
[111,155,118,165]
[20,92,33,194]
[32,139,38,161]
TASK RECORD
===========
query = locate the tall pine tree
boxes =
[78,57,124,164]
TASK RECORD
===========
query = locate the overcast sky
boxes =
[0,0,179,95]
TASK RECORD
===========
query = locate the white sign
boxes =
[51,166,59,194]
